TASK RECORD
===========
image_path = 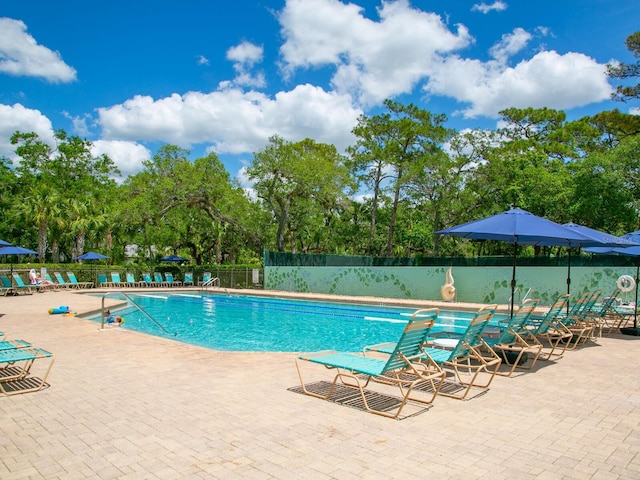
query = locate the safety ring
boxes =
[617,274,636,293]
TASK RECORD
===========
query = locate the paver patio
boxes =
[0,289,638,479]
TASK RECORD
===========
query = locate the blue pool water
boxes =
[94,293,505,352]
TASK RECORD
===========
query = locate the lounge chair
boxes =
[295,308,446,419]
[0,275,15,295]
[0,346,55,396]
[44,273,62,290]
[153,272,169,287]
[523,294,572,360]
[198,272,212,286]
[53,272,73,289]
[142,272,157,287]
[482,301,543,377]
[164,272,182,287]
[97,273,112,288]
[0,338,31,351]
[365,304,501,401]
[183,272,194,286]
[10,274,35,294]
[125,272,143,287]
[563,290,601,347]
[67,272,93,289]
[109,271,124,288]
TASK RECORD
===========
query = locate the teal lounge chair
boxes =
[365,304,500,400]
[44,273,61,290]
[183,272,194,286]
[97,273,111,288]
[10,274,35,294]
[482,301,542,377]
[109,272,124,288]
[164,272,181,287]
[142,272,156,287]
[0,339,31,351]
[125,272,142,287]
[0,346,55,396]
[523,294,572,360]
[0,275,14,296]
[198,272,212,286]
[153,272,168,287]
[53,272,72,289]
[67,272,93,289]
[295,308,446,419]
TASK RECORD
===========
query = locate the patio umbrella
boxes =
[73,252,110,261]
[0,239,11,246]
[435,208,612,317]
[73,252,110,285]
[0,245,38,287]
[586,230,640,336]
[557,222,638,298]
[159,254,188,263]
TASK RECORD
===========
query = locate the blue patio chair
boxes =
[183,272,194,286]
[198,272,212,286]
[365,304,500,400]
[142,272,156,287]
[110,272,124,288]
[295,308,446,419]
[125,272,142,287]
[97,273,111,288]
[153,272,169,287]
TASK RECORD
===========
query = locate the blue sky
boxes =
[0,0,638,184]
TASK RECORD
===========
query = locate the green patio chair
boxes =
[523,294,572,360]
[125,272,142,287]
[0,275,15,295]
[198,272,212,286]
[183,272,194,286]
[365,304,500,400]
[97,273,111,288]
[0,346,55,396]
[153,272,168,287]
[67,272,93,289]
[296,308,445,419]
[109,272,124,288]
[164,272,181,287]
[53,272,73,289]
[142,272,156,287]
[11,273,35,294]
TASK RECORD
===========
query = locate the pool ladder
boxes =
[200,277,230,295]
[101,291,175,335]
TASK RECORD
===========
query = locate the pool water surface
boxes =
[94,293,505,352]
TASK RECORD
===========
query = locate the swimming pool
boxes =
[93,293,506,352]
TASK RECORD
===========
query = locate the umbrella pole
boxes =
[510,243,517,318]
[566,248,571,315]
[621,263,640,336]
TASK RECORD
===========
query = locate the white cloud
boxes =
[278,0,473,105]
[226,41,266,88]
[97,84,362,155]
[489,28,532,63]
[90,140,151,179]
[471,1,508,14]
[425,50,612,118]
[0,18,76,82]
[0,103,55,162]
[196,55,210,66]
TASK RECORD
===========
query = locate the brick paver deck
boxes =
[0,289,638,479]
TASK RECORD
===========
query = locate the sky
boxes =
[0,0,638,186]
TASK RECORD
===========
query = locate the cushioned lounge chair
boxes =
[0,346,55,396]
[97,273,111,288]
[10,274,35,294]
[109,272,124,288]
[164,272,182,287]
[183,272,194,286]
[365,304,500,400]
[125,272,143,287]
[53,272,73,289]
[153,272,169,287]
[483,301,543,377]
[296,308,446,419]
[67,272,93,289]
[523,294,572,360]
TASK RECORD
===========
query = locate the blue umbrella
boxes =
[159,254,188,263]
[586,230,640,336]
[436,208,616,317]
[73,252,109,261]
[0,239,11,246]
[0,245,38,288]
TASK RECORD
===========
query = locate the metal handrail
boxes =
[201,277,220,288]
[101,291,175,335]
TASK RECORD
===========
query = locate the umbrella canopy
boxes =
[0,245,38,288]
[159,254,188,263]
[436,208,614,317]
[0,239,11,247]
[73,251,109,261]
[586,230,640,335]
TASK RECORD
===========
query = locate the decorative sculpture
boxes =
[440,267,456,302]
